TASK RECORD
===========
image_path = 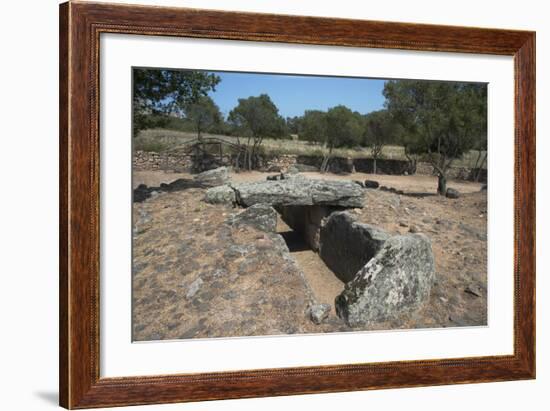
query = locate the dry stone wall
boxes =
[133,150,486,182]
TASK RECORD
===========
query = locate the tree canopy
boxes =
[133,68,220,135]
[384,80,487,193]
[227,94,287,169]
[325,105,363,149]
[362,109,402,173]
[184,96,223,139]
[228,94,287,139]
[299,110,327,144]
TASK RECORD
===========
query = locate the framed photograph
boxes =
[59,1,535,408]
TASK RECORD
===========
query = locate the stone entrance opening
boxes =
[205,172,436,327]
[276,214,345,318]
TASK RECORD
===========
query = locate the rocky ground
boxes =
[353,189,487,329]
[132,170,487,341]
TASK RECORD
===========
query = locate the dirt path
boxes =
[276,218,344,316]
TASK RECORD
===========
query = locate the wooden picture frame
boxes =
[59,1,535,408]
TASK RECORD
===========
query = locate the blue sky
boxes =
[207,71,386,119]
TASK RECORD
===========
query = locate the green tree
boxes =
[228,94,287,170]
[286,116,302,135]
[384,80,487,194]
[322,106,362,172]
[184,96,222,140]
[133,68,220,136]
[299,110,327,144]
[363,109,400,174]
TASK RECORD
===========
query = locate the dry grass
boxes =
[135,128,487,168]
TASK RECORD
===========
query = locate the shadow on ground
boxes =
[133,178,206,202]
[34,391,58,406]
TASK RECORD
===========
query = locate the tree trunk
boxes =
[437,173,447,195]
[373,157,377,175]
[475,152,487,182]
[321,145,333,173]
[234,150,241,171]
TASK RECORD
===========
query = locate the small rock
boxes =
[409,225,419,233]
[464,283,483,297]
[266,173,284,181]
[364,180,380,189]
[186,278,203,299]
[446,188,460,199]
[399,221,408,228]
[480,184,487,191]
[309,304,331,324]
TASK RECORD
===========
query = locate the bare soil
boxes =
[132,170,487,339]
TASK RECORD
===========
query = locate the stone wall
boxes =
[133,150,193,172]
[415,161,487,183]
[133,150,234,173]
[264,155,297,172]
[353,158,411,175]
[133,150,486,182]
[295,155,355,174]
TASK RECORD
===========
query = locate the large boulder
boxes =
[228,203,278,233]
[319,212,390,283]
[335,233,435,326]
[204,185,236,205]
[231,177,364,208]
[194,166,230,187]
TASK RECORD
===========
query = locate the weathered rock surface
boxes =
[132,188,326,341]
[204,184,236,205]
[193,166,230,187]
[231,177,365,208]
[229,203,278,233]
[319,211,390,283]
[335,233,435,326]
